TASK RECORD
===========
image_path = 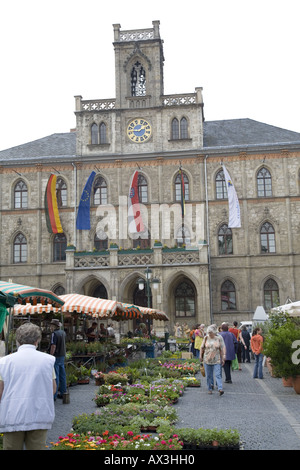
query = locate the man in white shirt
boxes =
[0,322,56,450]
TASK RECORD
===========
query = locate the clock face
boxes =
[127,118,152,143]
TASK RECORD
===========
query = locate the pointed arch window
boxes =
[221,280,236,310]
[100,122,107,144]
[180,117,188,139]
[171,118,179,140]
[53,285,65,296]
[138,174,148,203]
[260,222,275,253]
[93,176,107,205]
[14,180,28,209]
[13,233,27,263]
[175,171,189,202]
[216,170,227,199]
[264,278,279,310]
[131,62,146,96]
[53,233,67,262]
[56,177,67,208]
[91,123,99,145]
[175,281,196,317]
[218,224,233,255]
[257,167,272,197]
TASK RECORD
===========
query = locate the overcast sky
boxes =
[1,0,299,151]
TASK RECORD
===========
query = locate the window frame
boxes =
[260,222,276,253]
[53,233,67,262]
[14,180,28,209]
[218,224,233,255]
[93,176,108,206]
[175,280,196,317]
[257,167,272,197]
[13,232,27,263]
[221,280,237,311]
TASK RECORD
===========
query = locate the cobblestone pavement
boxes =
[46,361,300,450]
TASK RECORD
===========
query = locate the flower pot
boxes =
[282,376,293,387]
[292,375,300,394]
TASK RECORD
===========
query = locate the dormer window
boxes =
[131,61,146,96]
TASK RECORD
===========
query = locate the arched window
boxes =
[257,167,272,197]
[180,117,188,139]
[53,285,65,296]
[176,226,191,247]
[221,280,236,310]
[175,171,189,202]
[94,232,108,251]
[218,224,233,255]
[171,118,179,140]
[92,284,108,299]
[138,174,148,203]
[56,177,67,208]
[99,122,107,144]
[13,233,27,263]
[53,233,67,262]
[93,176,107,205]
[264,279,279,310]
[260,222,275,253]
[216,170,227,199]
[14,180,28,209]
[131,62,146,96]
[175,281,196,317]
[91,123,98,144]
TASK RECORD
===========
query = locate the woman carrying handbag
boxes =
[200,325,226,396]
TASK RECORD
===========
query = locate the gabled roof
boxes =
[203,118,300,149]
[0,133,76,162]
[0,119,300,163]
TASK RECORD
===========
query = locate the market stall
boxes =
[0,280,64,354]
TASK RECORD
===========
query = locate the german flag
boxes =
[44,174,63,233]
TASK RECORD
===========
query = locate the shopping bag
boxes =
[200,363,205,377]
[232,355,239,370]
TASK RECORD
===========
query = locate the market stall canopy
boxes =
[0,280,64,308]
[122,303,169,321]
[271,300,300,317]
[59,294,143,320]
[14,293,143,320]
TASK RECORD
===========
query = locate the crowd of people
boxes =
[185,321,264,396]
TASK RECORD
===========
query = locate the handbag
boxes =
[200,363,205,377]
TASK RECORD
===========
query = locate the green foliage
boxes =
[264,319,300,378]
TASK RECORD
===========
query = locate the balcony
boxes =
[66,244,207,270]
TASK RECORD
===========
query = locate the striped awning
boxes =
[0,280,65,308]
[14,293,143,320]
[122,303,169,321]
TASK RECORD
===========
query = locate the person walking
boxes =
[229,321,242,370]
[240,325,251,363]
[0,322,56,450]
[251,327,264,379]
[219,323,238,383]
[200,324,226,396]
[194,325,204,358]
[50,318,67,400]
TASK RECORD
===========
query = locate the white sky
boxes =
[1,0,299,151]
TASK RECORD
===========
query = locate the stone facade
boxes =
[0,20,300,333]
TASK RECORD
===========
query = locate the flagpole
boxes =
[204,155,213,324]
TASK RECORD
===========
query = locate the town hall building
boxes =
[0,20,300,333]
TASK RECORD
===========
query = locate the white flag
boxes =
[222,165,241,228]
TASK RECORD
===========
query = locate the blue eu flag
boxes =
[76,171,96,230]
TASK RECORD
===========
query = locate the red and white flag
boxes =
[128,171,145,234]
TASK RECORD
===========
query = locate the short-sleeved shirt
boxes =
[202,335,225,365]
[51,329,66,357]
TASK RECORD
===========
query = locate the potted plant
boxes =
[77,366,91,384]
[263,318,300,392]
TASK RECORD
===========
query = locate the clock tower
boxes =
[74,20,204,156]
[113,20,164,110]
